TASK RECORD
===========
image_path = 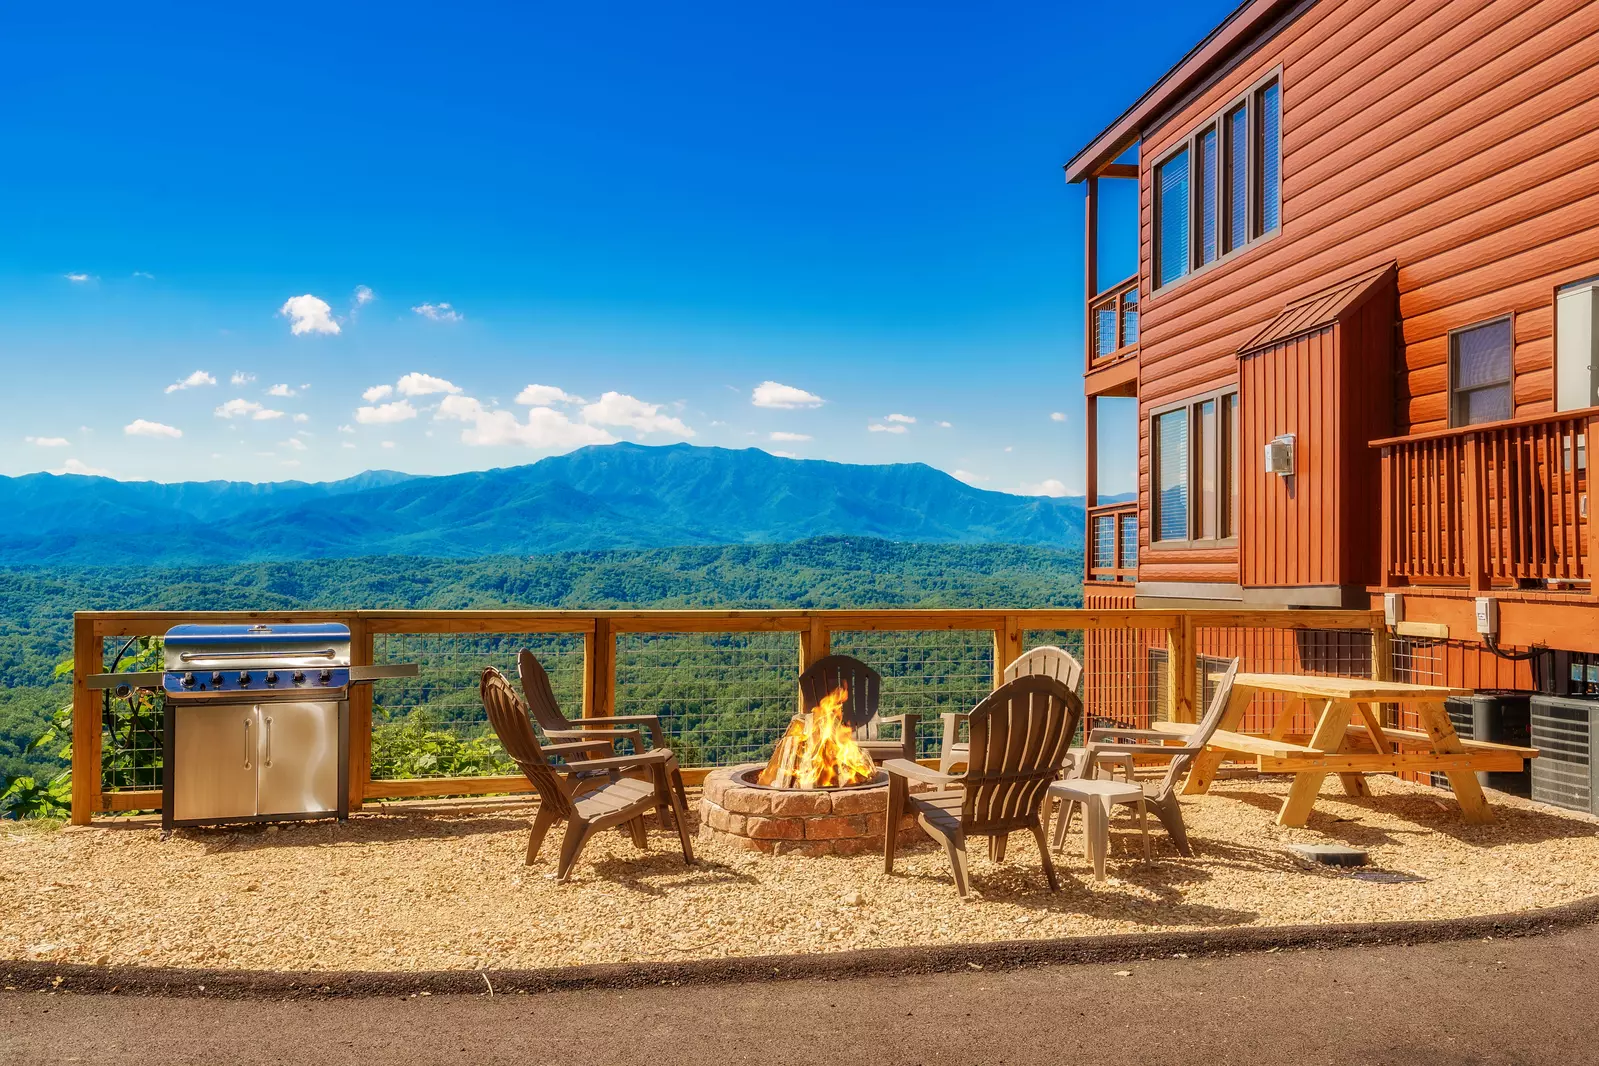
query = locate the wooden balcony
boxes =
[1087,501,1138,583]
[1084,275,1139,397]
[1375,408,1599,593]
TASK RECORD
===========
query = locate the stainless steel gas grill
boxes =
[87,623,417,829]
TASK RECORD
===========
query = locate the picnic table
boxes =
[1153,673,1537,827]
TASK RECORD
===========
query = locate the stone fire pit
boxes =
[698,763,928,857]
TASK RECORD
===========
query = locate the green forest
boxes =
[0,537,1083,810]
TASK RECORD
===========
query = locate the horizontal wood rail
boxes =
[71,606,1385,824]
[1087,501,1138,583]
[1376,410,1598,593]
[1087,274,1139,374]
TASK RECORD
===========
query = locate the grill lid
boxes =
[163,623,352,670]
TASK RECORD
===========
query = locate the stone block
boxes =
[804,815,866,840]
[704,806,746,835]
[721,788,774,815]
[830,789,888,815]
[746,816,804,840]
[770,791,832,817]
[772,840,837,857]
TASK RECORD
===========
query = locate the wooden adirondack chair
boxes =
[939,646,1083,773]
[518,648,688,811]
[799,654,918,763]
[883,675,1082,897]
[1054,658,1240,857]
[481,667,693,881]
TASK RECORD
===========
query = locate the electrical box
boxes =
[1384,593,1404,627]
[1474,596,1499,640]
[1263,434,1296,476]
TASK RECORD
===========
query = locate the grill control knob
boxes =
[238,671,252,686]
[318,669,332,684]
[292,671,305,685]
[181,672,196,688]
[265,671,278,687]
[211,671,224,686]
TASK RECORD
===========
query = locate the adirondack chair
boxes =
[799,654,918,763]
[883,675,1082,897]
[939,646,1083,773]
[518,648,688,811]
[481,667,694,881]
[1053,658,1240,858]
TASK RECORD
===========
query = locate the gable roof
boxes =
[1064,0,1306,184]
[1236,262,1397,355]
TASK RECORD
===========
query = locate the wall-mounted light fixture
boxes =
[1264,434,1296,476]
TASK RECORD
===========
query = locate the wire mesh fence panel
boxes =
[612,631,799,768]
[370,632,584,778]
[1045,623,1175,729]
[99,636,165,793]
[1193,627,1374,734]
[828,630,993,759]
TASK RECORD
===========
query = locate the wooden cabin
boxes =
[1071,0,1599,697]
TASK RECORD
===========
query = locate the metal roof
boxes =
[1236,262,1397,355]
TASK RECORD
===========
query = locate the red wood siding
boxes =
[1132,0,1599,588]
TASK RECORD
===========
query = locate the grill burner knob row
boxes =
[265,671,278,687]
[181,672,196,688]
[211,671,224,686]
[319,669,332,684]
[238,671,251,686]
[292,671,305,685]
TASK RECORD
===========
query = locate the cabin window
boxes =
[1450,318,1514,426]
[1151,68,1283,292]
[1152,388,1240,544]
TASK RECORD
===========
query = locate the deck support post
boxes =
[70,614,102,825]
[347,613,373,813]
[584,618,616,718]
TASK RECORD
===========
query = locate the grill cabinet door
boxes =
[256,700,341,816]
[172,705,259,821]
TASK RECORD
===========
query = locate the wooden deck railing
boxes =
[1375,409,1599,592]
[1087,501,1138,582]
[70,606,1386,824]
[1087,274,1139,373]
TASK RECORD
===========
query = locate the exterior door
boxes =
[1556,282,1597,412]
[256,701,341,815]
[172,705,258,821]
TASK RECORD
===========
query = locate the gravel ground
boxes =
[3,774,1595,974]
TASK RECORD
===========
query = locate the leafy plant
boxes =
[370,709,514,779]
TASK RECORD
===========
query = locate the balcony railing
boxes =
[1088,501,1138,582]
[1087,274,1139,374]
[1376,409,1599,591]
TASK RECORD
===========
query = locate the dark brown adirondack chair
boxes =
[799,654,918,763]
[1056,658,1241,857]
[883,675,1082,897]
[940,646,1083,773]
[518,648,688,810]
[481,667,693,881]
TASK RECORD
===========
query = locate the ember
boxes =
[756,683,877,789]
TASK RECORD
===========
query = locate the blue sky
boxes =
[1,1,1229,495]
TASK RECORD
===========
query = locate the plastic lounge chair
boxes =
[799,654,918,763]
[940,646,1083,774]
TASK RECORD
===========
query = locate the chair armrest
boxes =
[572,715,667,746]
[542,740,616,759]
[556,751,674,776]
[882,758,957,787]
[1085,740,1199,760]
[1088,727,1181,743]
[546,727,647,753]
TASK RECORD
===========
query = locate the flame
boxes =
[756,683,877,789]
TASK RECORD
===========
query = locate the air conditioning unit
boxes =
[1263,434,1295,476]
[1431,694,1531,797]
[1530,695,1599,815]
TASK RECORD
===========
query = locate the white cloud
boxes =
[64,273,95,283]
[381,441,396,449]
[1004,445,1014,453]
[752,381,823,409]
[1016,478,1069,497]
[361,384,393,403]
[215,398,262,419]
[292,413,310,423]
[254,408,285,421]
[164,370,216,393]
[411,302,463,322]
[437,394,614,448]
[281,459,302,468]
[769,431,811,442]
[125,419,182,439]
[515,384,581,406]
[396,372,462,397]
[281,437,308,451]
[353,285,374,306]
[355,400,418,424]
[1050,411,1067,423]
[231,371,256,387]
[769,450,798,459]
[868,423,908,434]
[132,271,155,279]
[338,424,355,434]
[267,383,297,397]
[581,392,695,437]
[25,436,70,447]
[278,294,340,335]
[952,470,987,485]
[57,458,111,476]
[937,421,953,428]
[886,413,915,424]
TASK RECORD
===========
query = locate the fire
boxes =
[756,683,877,789]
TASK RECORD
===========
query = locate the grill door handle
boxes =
[243,717,252,769]
[263,716,273,767]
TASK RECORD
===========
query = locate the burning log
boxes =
[756,683,877,789]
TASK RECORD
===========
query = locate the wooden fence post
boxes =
[992,614,1023,689]
[347,614,373,813]
[584,618,615,718]
[799,615,830,671]
[1371,618,1394,684]
[1168,613,1197,724]
[70,614,102,825]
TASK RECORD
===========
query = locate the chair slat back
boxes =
[1003,646,1084,694]
[518,649,574,733]
[481,667,573,818]
[962,675,1080,833]
[799,654,883,735]
[1153,657,1240,800]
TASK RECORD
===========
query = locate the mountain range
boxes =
[0,443,1123,566]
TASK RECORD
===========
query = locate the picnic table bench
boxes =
[1149,673,1538,827]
